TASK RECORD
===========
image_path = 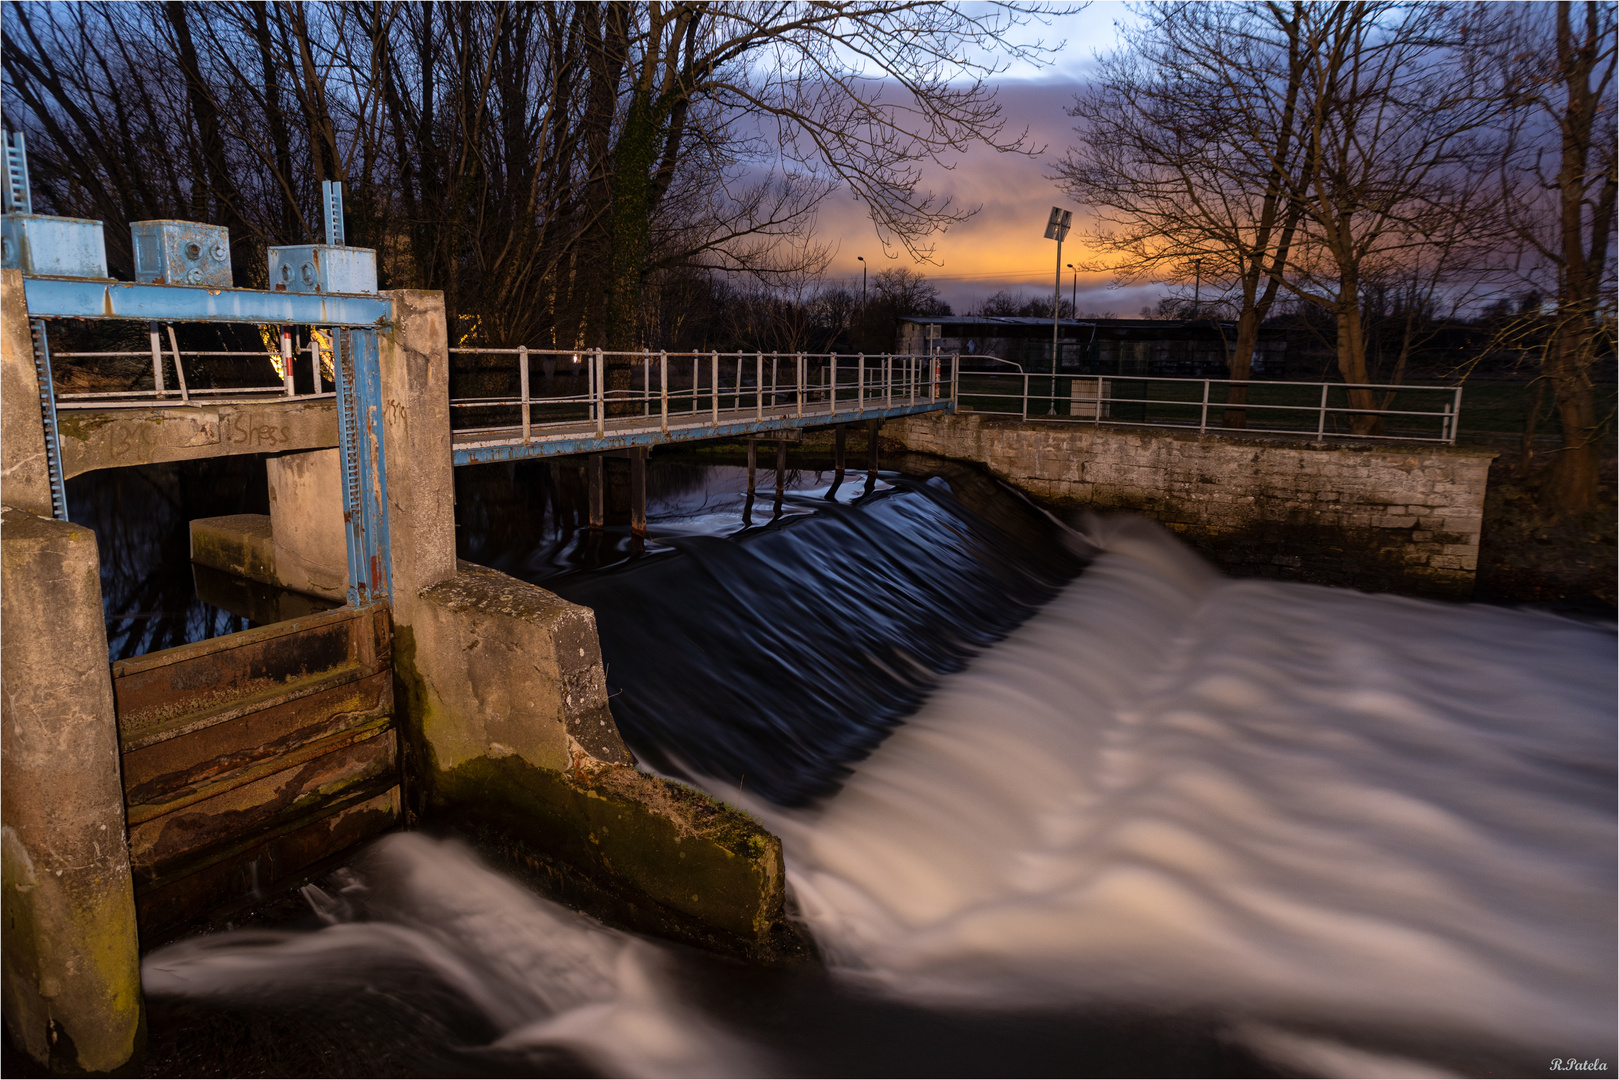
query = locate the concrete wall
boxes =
[889,412,1495,597]
[1,269,53,516]
[1,509,142,1073]
[266,448,347,597]
[57,400,338,479]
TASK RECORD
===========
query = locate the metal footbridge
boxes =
[447,347,952,466]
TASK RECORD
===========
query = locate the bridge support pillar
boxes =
[866,418,882,485]
[827,424,847,501]
[775,439,787,513]
[2,508,143,1074]
[629,446,647,538]
[588,453,604,530]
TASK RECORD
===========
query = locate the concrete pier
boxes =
[1,509,143,1073]
[377,291,791,959]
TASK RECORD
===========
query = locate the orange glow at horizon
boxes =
[812,80,1165,316]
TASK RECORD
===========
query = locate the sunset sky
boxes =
[813,2,1171,316]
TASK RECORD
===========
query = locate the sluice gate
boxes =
[113,603,397,940]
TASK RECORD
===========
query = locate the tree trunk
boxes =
[1224,308,1261,428]
[1547,322,1601,514]
[1333,279,1382,436]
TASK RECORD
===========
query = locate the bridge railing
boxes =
[953,361,1464,444]
[49,328,335,409]
[447,348,951,442]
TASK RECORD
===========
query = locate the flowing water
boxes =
[65,453,1616,1077]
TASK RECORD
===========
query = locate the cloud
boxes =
[810,79,1168,314]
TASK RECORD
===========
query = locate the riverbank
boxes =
[1472,436,1617,615]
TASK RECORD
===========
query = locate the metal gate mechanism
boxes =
[2,135,391,606]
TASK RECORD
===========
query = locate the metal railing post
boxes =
[857,353,865,411]
[164,324,190,404]
[281,328,295,396]
[660,350,669,433]
[884,354,892,410]
[595,348,606,437]
[642,352,651,417]
[1317,382,1329,439]
[310,336,322,392]
[711,351,720,425]
[148,322,166,395]
[519,345,531,444]
[1450,386,1462,445]
[1023,373,1030,420]
[796,352,804,418]
[829,353,838,415]
[1200,379,1209,433]
[755,352,763,420]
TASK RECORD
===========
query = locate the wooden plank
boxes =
[134,787,399,942]
[112,604,389,745]
[122,669,390,802]
[129,731,396,882]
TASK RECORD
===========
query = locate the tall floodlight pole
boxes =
[1067,262,1078,318]
[1044,206,1072,415]
[856,256,867,350]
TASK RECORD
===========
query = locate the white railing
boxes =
[952,362,1464,444]
[446,348,948,444]
[50,326,335,409]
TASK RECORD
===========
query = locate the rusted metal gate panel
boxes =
[111,602,397,940]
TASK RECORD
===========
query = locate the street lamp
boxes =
[1066,262,1077,319]
[856,255,866,308]
[1044,206,1072,415]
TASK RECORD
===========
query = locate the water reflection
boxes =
[67,458,266,662]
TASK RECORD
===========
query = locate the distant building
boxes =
[896,315,1289,378]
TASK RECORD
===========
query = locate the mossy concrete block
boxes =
[408,561,632,772]
[189,513,278,586]
[436,753,790,959]
[189,512,346,602]
[1,508,142,1073]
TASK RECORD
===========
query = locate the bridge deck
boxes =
[450,397,948,465]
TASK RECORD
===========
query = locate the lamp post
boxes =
[1044,206,1072,415]
[1067,262,1077,318]
[857,255,866,307]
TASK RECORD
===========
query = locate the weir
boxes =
[2,150,1499,1076]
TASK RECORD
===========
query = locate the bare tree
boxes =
[1282,1,1507,434]
[1056,1,1313,427]
[1495,1,1617,517]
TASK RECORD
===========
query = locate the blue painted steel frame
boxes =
[19,273,393,605]
[21,275,390,327]
[332,330,392,606]
[452,399,948,466]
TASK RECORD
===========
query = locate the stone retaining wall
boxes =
[886,412,1496,598]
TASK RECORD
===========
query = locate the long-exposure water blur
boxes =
[66,451,1616,1078]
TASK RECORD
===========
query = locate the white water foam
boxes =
[142,833,753,1077]
[749,515,1616,1060]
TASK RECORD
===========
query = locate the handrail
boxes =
[48,336,335,409]
[954,367,1463,444]
[444,347,955,446]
